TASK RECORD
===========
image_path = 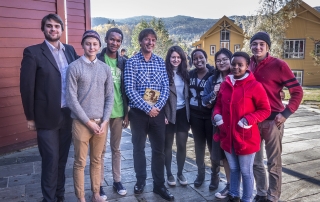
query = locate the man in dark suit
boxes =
[20,14,78,202]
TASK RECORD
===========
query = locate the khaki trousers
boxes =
[253,120,284,202]
[72,119,107,198]
[101,117,123,184]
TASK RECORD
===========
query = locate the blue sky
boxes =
[91,0,320,19]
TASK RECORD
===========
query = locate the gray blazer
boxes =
[164,81,190,124]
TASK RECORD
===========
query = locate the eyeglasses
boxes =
[216,58,229,64]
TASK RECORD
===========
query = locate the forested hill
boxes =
[92,15,219,41]
[92,6,319,41]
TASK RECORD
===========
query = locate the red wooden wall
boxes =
[0,0,91,154]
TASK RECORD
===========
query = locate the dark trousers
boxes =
[129,108,166,187]
[190,115,217,175]
[37,108,72,202]
[165,132,188,176]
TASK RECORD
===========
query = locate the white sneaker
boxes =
[177,174,188,185]
[215,183,229,199]
[167,175,176,186]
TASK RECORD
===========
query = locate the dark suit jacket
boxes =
[20,41,78,129]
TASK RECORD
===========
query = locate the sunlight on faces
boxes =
[231,56,248,79]
[105,32,122,53]
[139,34,156,54]
[43,19,62,42]
[250,39,269,58]
[192,51,207,70]
[215,53,231,73]
[170,51,182,67]
[82,37,100,61]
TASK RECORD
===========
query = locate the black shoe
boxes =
[254,195,267,202]
[134,181,146,194]
[227,194,240,202]
[194,174,205,187]
[99,186,107,200]
[209,173,219,190]
[153,185,174,201]
[56,196,65,202]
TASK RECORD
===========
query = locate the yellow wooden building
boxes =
[192,16,244,65]
[193,1,320,86]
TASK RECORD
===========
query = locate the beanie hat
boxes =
[81,30,101,47]
[250,32,271,48]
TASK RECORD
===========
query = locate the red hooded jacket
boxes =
[213,71,271,155]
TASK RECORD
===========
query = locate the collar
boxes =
[45,40,65,51]
[81,55,97,64]
[137,51,155,62]
[228,72,249,85]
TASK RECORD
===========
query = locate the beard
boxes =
[44,32,61,42]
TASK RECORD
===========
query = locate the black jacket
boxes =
[188,65,215,119]
[97,48,129,117]
[20,41,78,129]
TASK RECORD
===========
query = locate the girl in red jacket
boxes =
[212,52,271,202]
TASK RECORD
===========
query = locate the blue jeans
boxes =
[225,148,255,202]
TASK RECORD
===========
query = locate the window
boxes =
[284,39,305,59]
[221,42,229,49]
[234,44,241,52]
[221,29,230,41]
[292,70,303,84]
[220,28,230,50]
[196,44,201,49]
[210,45,216,55]
[316,43,320,56]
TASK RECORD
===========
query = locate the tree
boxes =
[308,37,320,66]
[235,0,302,58]
[128,18,173,59]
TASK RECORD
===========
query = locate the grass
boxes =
[283,88,320,108]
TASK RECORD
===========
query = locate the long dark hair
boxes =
[165,46,189,86]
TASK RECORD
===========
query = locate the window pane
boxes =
[226,32,230,40]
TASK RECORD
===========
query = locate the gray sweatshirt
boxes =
[66,56,114,124]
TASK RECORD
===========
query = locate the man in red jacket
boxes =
[249,32,303,202]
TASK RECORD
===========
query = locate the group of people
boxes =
[19,13,303,202]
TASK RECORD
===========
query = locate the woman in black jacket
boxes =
[189,49,216,189]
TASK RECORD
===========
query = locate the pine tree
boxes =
[235,0,302,58]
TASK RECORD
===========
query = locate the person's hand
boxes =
[165,118,168,124]
[27,120,36,131]
[148,107,160,117]
[274,113,286,128]
[206,103,213,108]
[240,117,249,126]
[214,84,220,93]
[86,120,101,134]
[123,115,129,128]
[97,121,108,135]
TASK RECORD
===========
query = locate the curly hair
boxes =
[165,46,189,86]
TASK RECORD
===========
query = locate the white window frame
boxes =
[220,42,230,50]
[234,44,241,52]
[221,29,230,41]
[210,45,216,56]
[284,39,305,59]
[292,70,303,85]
